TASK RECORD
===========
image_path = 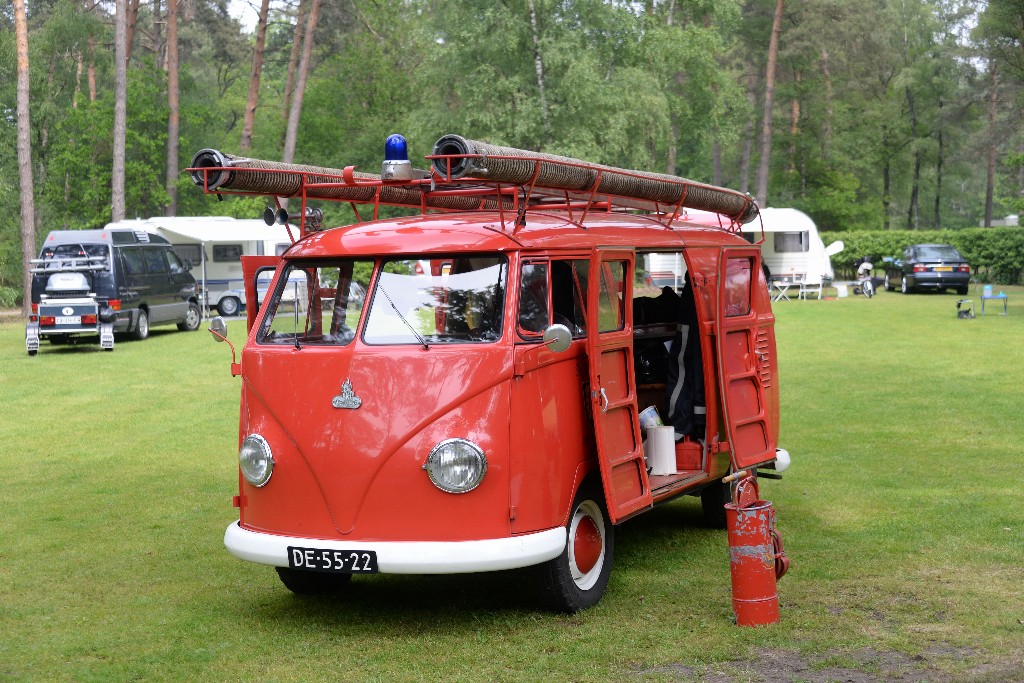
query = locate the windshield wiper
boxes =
[378,285,429,350]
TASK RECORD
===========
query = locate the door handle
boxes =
[600,387,609,413]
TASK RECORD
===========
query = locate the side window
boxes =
[144,248,168,274]
[774,231,809,253]
[597,260,626,332]
[518,262,549,336]
[122,248,146,276]
[165,250,187,274]
[171,244,201,266]
[723,257,753,317]
[213,244,243,262]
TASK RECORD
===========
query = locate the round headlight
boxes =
[239,434,274,487]
[424,438,487,494]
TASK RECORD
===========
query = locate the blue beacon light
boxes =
[382,134,413,180]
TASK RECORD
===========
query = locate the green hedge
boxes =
[822,228,1024,285]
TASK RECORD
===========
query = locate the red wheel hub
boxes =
[573,514,602,574]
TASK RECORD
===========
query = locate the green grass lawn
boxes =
[1,288,1022,682]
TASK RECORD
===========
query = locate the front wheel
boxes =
[275,567,353,595]
[537,481,614,613]
[177,302,201,331]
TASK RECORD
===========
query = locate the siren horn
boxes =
[263,206,323,230]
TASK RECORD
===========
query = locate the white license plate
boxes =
[55,316,82,325]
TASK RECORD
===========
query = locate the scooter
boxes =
[853,260,874,298]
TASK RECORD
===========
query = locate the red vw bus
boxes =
[190,135,789,612]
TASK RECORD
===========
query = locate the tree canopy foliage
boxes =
[2,0,1022,297]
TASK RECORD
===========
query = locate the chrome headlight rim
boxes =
[239,434,274,488]
[424,438,487,494]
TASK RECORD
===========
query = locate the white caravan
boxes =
[740,208,843,285]
[644,208,842,290]
[104,216,295,316]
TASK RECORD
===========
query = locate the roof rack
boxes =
[187,136,757,237]
[29,255,107,273]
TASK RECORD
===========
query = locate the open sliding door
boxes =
[715,247,775,470]
[586,249,652,523]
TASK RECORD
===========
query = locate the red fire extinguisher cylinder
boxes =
[723,473,789,627]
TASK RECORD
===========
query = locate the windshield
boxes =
[916,245,963,261]
[256,260,372,346]
[363,256,507,344]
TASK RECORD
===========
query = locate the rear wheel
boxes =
[884,274,893,291]
[957,286,969,296]
[275,567,353,595]
[131,309,149,340]
[901,278,911,294]
[700,480,730,529]
[537,481,614,613]
[177,302,201,331]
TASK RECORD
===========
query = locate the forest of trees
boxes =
[2,0,1023,306]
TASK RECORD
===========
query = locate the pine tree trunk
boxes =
[165,0,179,215]
[934,98,943,230]
[754,0,784,208]
[240,0,271,151]
[154,0,163,70]
[15,0,36,315]
[528,0,551,149]
[984,59,997,228]
[282,0,322,165]
[820,48,832,161]
[788,70,800,173]
[739,61,756,194]
[125,0,141,64]
[88,35,97,102]
[905,87,920,230]
[282,0,308,129]
[112,0,128,222]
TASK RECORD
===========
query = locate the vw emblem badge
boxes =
[332,379,362,410]
[62,307,74,316]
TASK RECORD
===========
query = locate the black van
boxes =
[26,228,201,354]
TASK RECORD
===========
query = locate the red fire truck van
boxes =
[189,135,790,612]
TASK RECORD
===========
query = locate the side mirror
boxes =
[184,258,193,271]
[542,323,572,353]
[209,316,227,342]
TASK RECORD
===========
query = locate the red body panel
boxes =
[238,343,514,541]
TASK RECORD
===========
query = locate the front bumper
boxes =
[224,522,566,574]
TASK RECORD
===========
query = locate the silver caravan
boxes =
[105,217,294,316]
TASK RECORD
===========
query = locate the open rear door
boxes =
[241,255,280,332]
[715,247,775,470]
[586,249,652,523]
